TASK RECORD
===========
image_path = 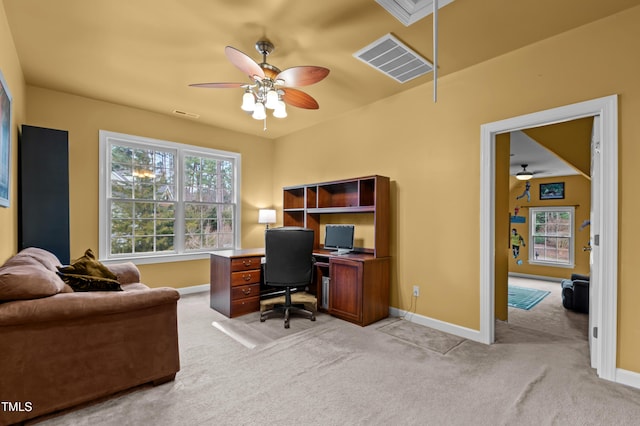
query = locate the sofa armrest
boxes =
[107,262,141,285]
[0,288,179,326]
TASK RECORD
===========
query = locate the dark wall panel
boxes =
[18,125,70,264]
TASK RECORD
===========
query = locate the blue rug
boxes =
[508,285,550,310]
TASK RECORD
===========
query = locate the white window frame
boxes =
[528,206,575,268]
[99,130,241,264]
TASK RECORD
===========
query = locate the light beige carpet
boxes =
[30,290,640,426]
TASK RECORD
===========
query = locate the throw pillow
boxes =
[57,248,118,280]
[0,264,66,301]
[56,273,123,292]
[57,249,122,292]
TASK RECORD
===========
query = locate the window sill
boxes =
[100,251,221,266]
[528,261,575,269]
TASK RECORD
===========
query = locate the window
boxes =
[529,206,575,267]
[99,131,241,263]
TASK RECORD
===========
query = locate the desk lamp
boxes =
[258,209,276,230]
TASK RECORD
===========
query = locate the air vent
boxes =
[353,34,432,83]
[375,0,455,26]
[172,109,200,119]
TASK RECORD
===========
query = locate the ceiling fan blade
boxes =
[281,88,320,109]
[225,46,265,80]
[276,66,330,87]
[189,82,247,89]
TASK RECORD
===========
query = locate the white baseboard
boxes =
[616,368,640,390]
[178,284,209,295]
[389,307,483,343]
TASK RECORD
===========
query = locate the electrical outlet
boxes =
[413,285,420,297]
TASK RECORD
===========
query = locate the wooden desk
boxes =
[210,248,389,326]
[312,250,390,326]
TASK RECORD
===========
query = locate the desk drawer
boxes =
[231,257,262,272]
[231,270,261,286]
[231,296,260,317]
[232,283,260,300]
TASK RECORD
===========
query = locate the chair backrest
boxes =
[264,227,314,287]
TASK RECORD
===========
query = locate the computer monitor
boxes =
[324,224,355,255]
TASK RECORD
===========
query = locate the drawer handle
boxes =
[242,288,252,295]
[243,274,252,281]
[242,260,253,267]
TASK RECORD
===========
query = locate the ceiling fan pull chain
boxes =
[263,117,267,131]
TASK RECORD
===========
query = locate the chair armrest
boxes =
[107,262,141,285]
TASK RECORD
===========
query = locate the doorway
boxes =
[479,95,618,381]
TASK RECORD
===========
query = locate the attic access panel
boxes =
[376,0,455,26]
[353,33,432,83]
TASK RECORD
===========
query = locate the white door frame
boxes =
[479,95,618,381]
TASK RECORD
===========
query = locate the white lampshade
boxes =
[252,102,266,120]
[258,209,276,225]
[273,100,287,118]
[265,89,279,109]
[241,91,255,112]
[516,171,533,180]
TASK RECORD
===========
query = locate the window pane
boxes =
[111,237,132,254]
[156,236,174,252]
[112,201,133,219]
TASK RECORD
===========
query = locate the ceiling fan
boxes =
[515,163,545,180]
[189,39,330,125]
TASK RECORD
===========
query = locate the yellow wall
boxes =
[508,175,591,278]
[24,86,273,288]
[0,5,26,262]
[273,6,640,372]
[5,4,640,375]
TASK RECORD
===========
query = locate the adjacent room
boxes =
[2,0,640,424]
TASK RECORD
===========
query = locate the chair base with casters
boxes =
[260,288,316,328]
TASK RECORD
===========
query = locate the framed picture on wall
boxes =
[539,182,565,200]
[0,68,12,208]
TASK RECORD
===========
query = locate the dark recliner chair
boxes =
[561,273,590,313]
[260,227,316,328]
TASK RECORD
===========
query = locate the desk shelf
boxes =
[283,175,389,258]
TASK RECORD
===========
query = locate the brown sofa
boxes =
[0,247,180,425]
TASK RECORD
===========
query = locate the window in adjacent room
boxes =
[529,206,575,267]
[99,130,241,263]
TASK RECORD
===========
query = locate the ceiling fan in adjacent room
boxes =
[189,39,330,129]
[515,164,544,180]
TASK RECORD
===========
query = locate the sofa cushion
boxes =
[0,263,67,301]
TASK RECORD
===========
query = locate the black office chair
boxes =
[260,227,316,328]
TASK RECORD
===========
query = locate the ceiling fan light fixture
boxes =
[252,102,266,120]
[516,171,533,180]
[273,100,287,118]
[190,39,329,130]
[516,164,533,180]
[265,89,279,109]
[241,90,255,112]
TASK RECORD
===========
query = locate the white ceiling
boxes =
[509,131,580,179]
